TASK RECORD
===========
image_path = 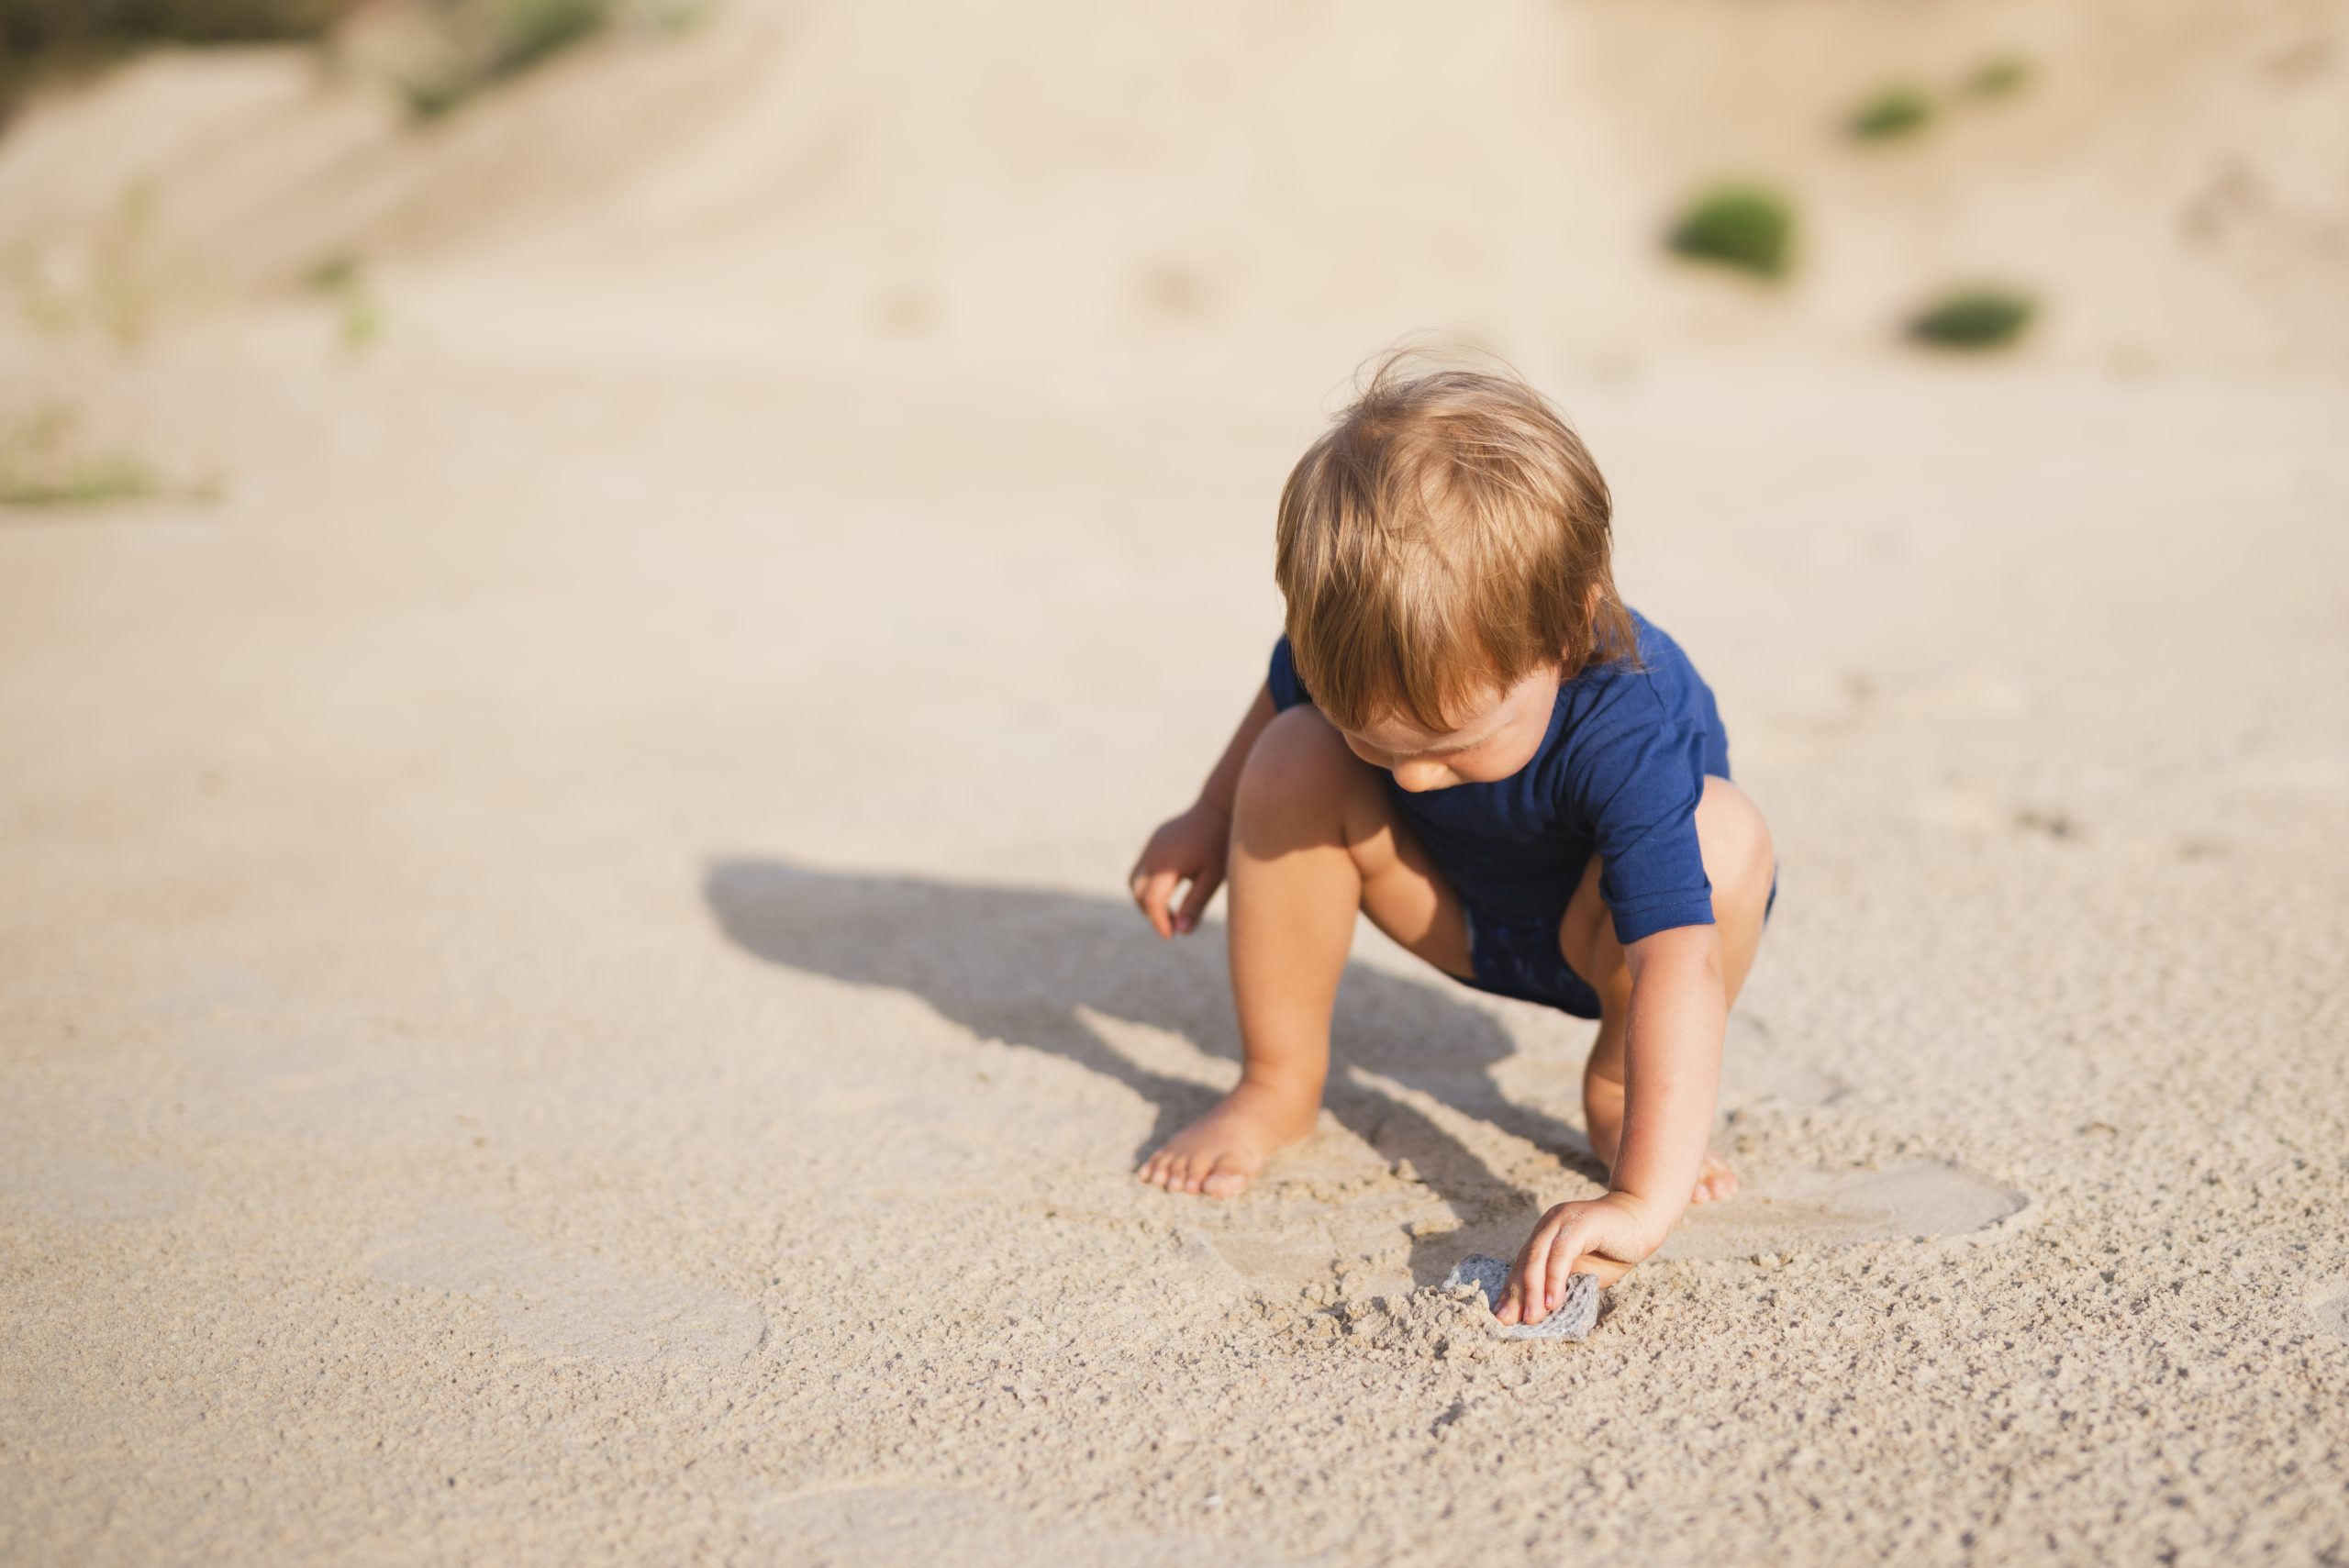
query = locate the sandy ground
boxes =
[3,2,2348,1563]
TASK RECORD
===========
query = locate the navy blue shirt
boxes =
[1267,607,1730,944]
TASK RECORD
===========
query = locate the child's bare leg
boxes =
[1139,706,1473,1196]
[1562,774,1776,1205]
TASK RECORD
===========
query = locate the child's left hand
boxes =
[1495,1192,1661,1326]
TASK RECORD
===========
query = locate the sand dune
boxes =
[1,0,2344,371]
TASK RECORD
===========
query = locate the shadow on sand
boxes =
[702,857,1608,1286]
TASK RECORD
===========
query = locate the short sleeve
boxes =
[1268,634,1314,713]
[1569,701,1715,945]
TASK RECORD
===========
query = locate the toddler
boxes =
[1128,353,1777,1329]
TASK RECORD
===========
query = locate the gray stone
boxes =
[1443,1253,1599,1340]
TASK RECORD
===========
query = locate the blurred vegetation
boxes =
[11,179,159,343]
[0,0,353,49]
[1666,184,1795,280]
[0,406,161,507]
[3,0,659,127]
[1908,287,2036,349]
[1847,84,1933,142]
[0,0,357,119]
[398,0,612,118]
[306,253,381,351]
[1965,53,2031,100]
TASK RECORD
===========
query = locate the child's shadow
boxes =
[702,857,1607,1286]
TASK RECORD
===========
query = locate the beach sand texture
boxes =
[2,1,2346,1562]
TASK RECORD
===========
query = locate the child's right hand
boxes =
[1129,800,1232,939]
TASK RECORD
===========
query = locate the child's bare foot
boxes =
[1585,1076,1739,1205]
[1687,1149,1738,1204]
[1137,1082,1319,1197]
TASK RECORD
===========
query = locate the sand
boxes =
[2,1,2346,1562]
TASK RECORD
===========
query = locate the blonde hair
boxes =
[1275,349,1639,736]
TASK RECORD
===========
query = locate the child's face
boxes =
[1338,661,1560,793]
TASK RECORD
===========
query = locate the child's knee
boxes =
[1695,776,1774,914]
[1235,706,1374,819]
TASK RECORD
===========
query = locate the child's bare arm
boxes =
[1196,680,1278,821]
[1601,924,1729,1228]
[1130,679,1278,939]
[1497,924,1727,1322]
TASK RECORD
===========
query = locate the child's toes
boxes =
[1200,1161,1252,1197]
[1687,1155,1738,1205]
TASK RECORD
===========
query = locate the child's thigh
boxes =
[1558,773,1776,1006]
[1240,706,1474,981]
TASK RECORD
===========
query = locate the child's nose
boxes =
[1391,760,1447,793]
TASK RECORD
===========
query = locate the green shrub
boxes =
[0,0,355,50]
[1,0,362,124]
[1848,85,1933,141]
[1907,287,2036,350]
[0,0,633,127]
[484,0,607,76]
[306,253,380,352]
[0,406,226,507]
[0,407,159,507]
[305,254,361,294]
[399,0,616,119]
[1965,54,2031,99]
[0,453,158,506]
[397,69,471,120]
[1666,184,1795,280]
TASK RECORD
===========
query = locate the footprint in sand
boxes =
[365,1209,767,1366]
[1655,1159,2027,1262]
[2308,1288,2349,1341]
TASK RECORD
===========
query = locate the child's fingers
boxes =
[1542,1219,1598,1316]
[1131,867,1182,938]
[1512,1223,1561,1324]
[1173,870,1220,934]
